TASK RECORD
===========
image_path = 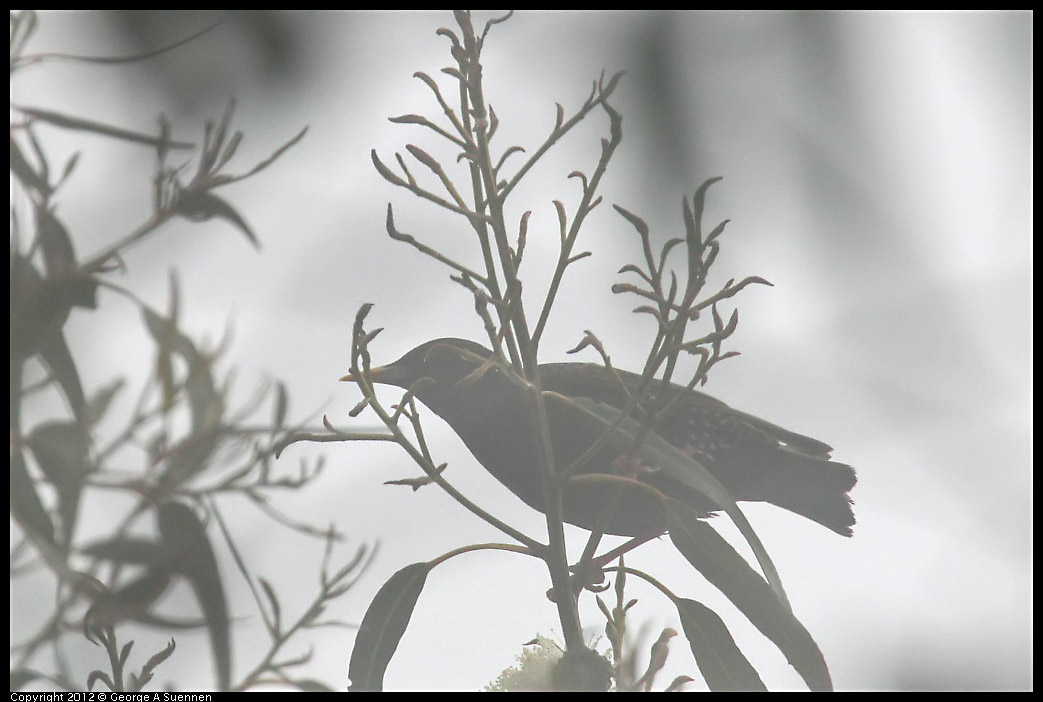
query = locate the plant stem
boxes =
[455,9,585,652]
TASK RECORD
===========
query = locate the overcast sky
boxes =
[11,10,1032,691]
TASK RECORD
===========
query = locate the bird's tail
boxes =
[761,450,857,536]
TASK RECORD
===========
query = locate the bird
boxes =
[345,338,856,538]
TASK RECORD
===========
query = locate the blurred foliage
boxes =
[108,11,312,107]
[10,10,367,692]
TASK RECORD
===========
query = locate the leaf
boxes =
[706,219,730,245]
[36,204,77,277]
[691,177,724,242]
[9,668,45,692]
[141,304,177,411]
[666,502,831,691]
[481,10,515,40]
[674,598,766,691]
[133,612,208,630]
[158,502,231,691]
[405,144,441,173]
[348,561,434,692]
[26,421,90,547]
[9,10,38,61]
[9,255,89,423]
[38,326,87,424]
[371,149,405,187]
[272,381,289,434]
[84,378,126,429]
[88,568,173,627]
[87,670,114,692]
[682,195,698,251]
[612,203,650,238]
[139,638,177,684]
[56,150,81,188]
[389,113,431,125]
[81,536,167,567]
[213,125,308,186]
[259,577,282,635]
[175,188,259,249]
[665,675,695,692]
[10,135,51,196]
[118,640,135,667]
[617,263,653,285]
[563,396,788,608]
[10,255,61,358]
[16,105,194,148]
[10,449,55,547]
[141,304,222,436]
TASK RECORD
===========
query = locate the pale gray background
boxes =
[11,10,1032,691]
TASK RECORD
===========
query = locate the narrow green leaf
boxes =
[691,177,723,241]
[674,598,766,691]
[86,670,114,692]
[81,536,167,567]
[371,149,405,187]
[118,640,135,667]
[157,114,172,166]
[88,568,173,627]
[259,577,282,635]
[9,668,45,692]
[666,502,831,691]
[405,144,441,173]
[665,675,695,692]
[612,204,649,238]
[211,125,308,186]
[10,255,61,359]
[272,381,289,433]
[36,205,77,276]
[10,257,91,419]
[348,561,434,692]
[183,357,222,437]
[40,329,87,424]
[9,10,38,62]
[682,195,698,251]
[84,378,126,429]
[175,189,259,249]
[17,105,194,148]
[706,219,730,245]
[133,612,207,630]
[10,449,55,547]
[56,151,81,188]
[158,502,230,691]
[10,135,51,196]
[140,639,177,679]
[141,304,222,436]
[26,421,90,547]
[141,305,177,411]
[389,113,429,125]
[564,396,788,607]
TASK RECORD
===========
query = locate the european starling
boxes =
[351,338,856,538]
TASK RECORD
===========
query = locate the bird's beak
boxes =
[339,365,390,383]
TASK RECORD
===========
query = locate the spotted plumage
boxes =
[355,338,857,537]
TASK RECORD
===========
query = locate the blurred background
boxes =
[11,10,1032,691]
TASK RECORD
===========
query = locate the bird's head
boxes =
[340,337,493,392]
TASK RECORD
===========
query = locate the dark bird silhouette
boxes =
[348,338,856,538]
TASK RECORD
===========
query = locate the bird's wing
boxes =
[726,409,834,459]
[541,361,834,459]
